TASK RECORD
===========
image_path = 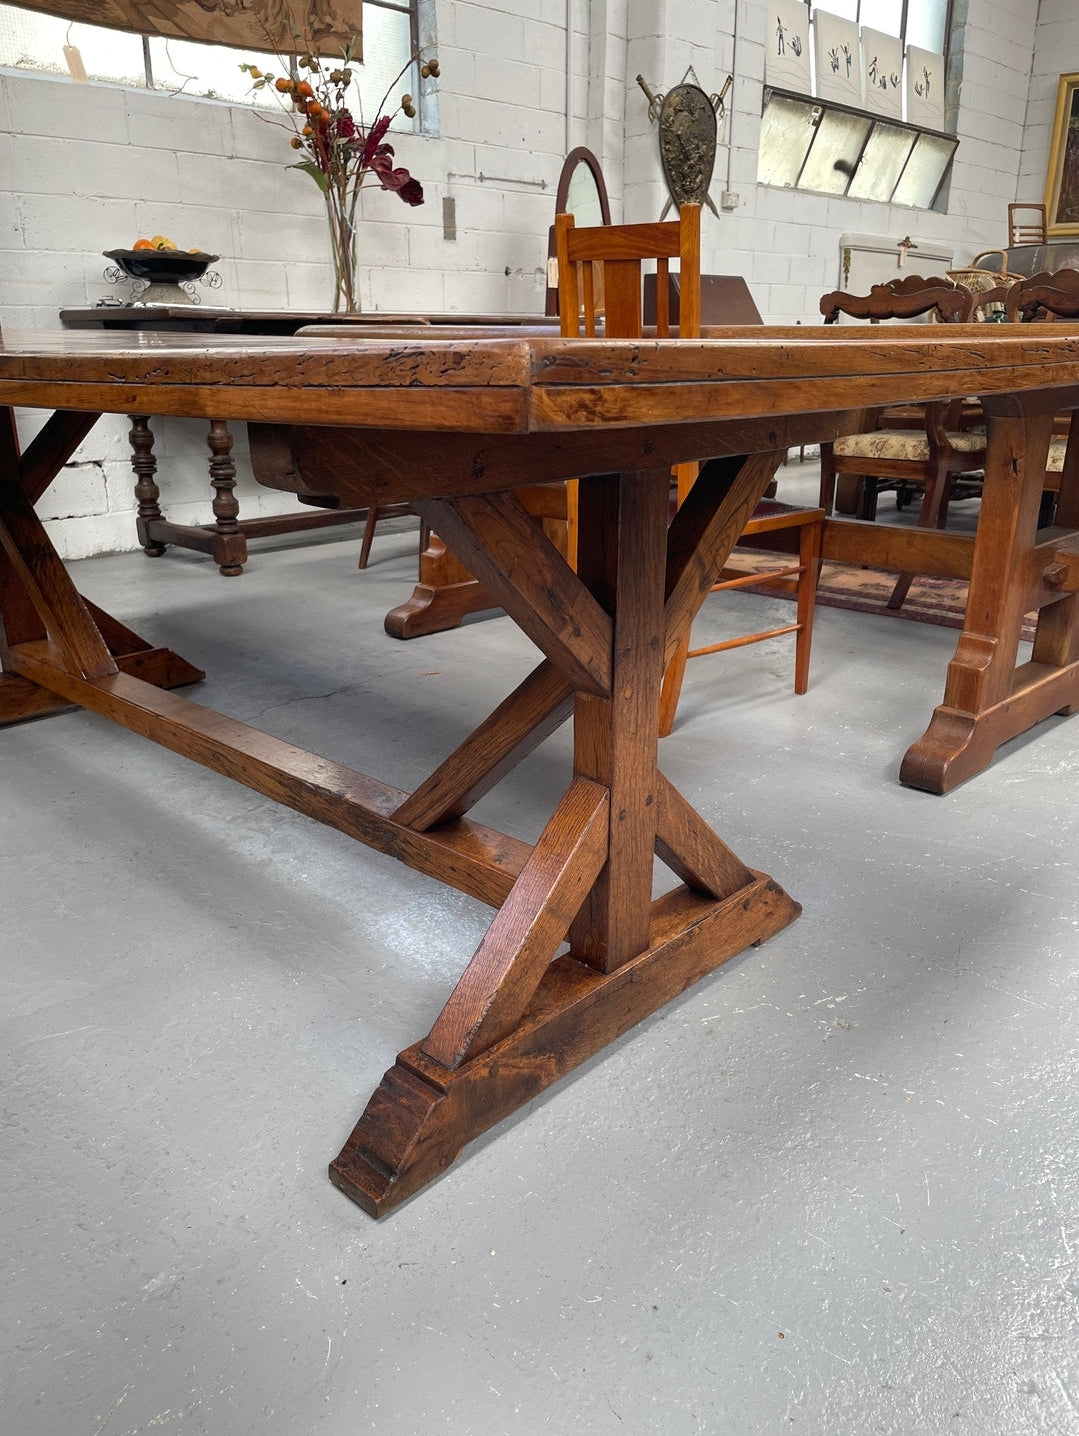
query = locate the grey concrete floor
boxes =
[2,467,1078,1436]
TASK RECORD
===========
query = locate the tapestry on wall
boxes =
[6,1,361,53]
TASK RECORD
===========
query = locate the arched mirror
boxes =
[545,147,612,315]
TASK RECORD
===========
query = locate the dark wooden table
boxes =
[58,307,555,575]
[3,325,1079,1215]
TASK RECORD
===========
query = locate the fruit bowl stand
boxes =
[103,249,221,305]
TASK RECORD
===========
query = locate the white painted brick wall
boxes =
[0,0,1047,559]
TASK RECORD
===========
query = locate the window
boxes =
[0,1,424,132]
[807,0,949,57]
[758,1,956,207]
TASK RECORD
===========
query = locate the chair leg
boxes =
[657,461,700,737]
[358,506,379,570]
[658,638,690,738]
[818,444,837,513]
[887,464,952,610]
[859,477,879,522]
[793,519,823,695]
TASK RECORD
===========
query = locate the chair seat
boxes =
[833,429,988,462]
[968,430,1067,472]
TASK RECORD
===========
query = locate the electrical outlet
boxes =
[720,191,740,210]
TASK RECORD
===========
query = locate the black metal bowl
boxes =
[104,249,220,283]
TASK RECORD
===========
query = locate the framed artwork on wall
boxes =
[1046,73,1079,236]
[814,11,861,107]
[861,27,903,119]
[765,0,812,94]
[906,46,945,130]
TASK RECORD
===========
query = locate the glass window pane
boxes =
[892,130,955,207]
[352,2,418,136]
[846,120,915,199]
[0,4,145,85]
[905,0,947,54]
[757,93,818,188]
[858,0,902,37]
[149,37,276,105]
[816,0,857,20]
[799,106,871,192]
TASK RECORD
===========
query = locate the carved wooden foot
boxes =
[330,873,800,1216]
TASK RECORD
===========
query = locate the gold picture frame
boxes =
[1046,73,1079,235]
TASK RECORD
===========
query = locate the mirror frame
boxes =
[544,147,613,315]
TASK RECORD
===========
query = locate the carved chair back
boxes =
[1005,268,1079,323]
[819,273,975,325]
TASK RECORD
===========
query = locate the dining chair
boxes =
[1003,269,1079,523]
[817,274,986,610]
[555,205,824,734]
[1008,202,1048,248]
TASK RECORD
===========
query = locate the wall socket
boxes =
[720,191,740,210]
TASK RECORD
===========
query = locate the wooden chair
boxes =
[1004,266,1079,323]
[1008,202,1047,247]
[555,205,824,734]
[1002,269,1079,522]
[817,275,987,609]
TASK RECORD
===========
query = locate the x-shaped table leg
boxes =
[0,406,203,727]
[331,453,800,1214]
[0,408,799,1217]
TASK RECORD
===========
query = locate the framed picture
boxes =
[814,11,861,107]
[861,27,903,119]
[765,0,812,95]
[1046,73,1079,235]
[906,45,945,130]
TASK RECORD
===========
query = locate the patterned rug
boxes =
[740,554,1038,640]
[813,561,969,629]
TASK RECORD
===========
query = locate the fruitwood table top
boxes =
[11,324,1079,436]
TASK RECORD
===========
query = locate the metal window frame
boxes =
[760,86,958,207]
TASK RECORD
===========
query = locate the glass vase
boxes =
[326,191,360,314]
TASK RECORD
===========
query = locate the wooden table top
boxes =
[6,325,1079,439]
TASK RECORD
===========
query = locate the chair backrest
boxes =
[1005,267,1079,322]
[555,203,701,339]
[819,274,975,325]
[1008,202,1047,247]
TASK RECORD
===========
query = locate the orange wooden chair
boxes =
[555,205,823,735]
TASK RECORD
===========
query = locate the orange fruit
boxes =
[132,238,153,250]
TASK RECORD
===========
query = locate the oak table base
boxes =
[0,396,799,1217]
[8,327,1079,1215]
[896,398,1079,792]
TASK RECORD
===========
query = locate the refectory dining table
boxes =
[2,324,1079,1216]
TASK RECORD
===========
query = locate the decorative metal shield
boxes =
[658,84,717,207]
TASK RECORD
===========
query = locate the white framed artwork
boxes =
[814,11,861,106]
[765,0,812,95]
[906,45,945,129]
[861,27,903,118]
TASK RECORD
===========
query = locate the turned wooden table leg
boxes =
[129,415,167,557]
[206,419,247,577]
